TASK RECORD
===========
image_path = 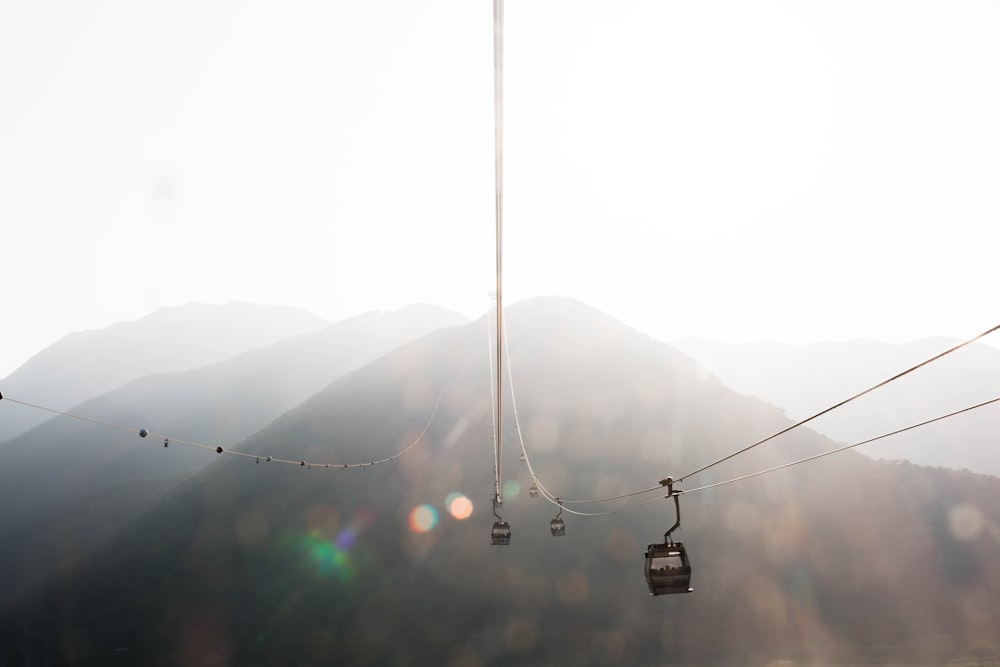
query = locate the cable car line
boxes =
[492,293,1000,517]
[498,299,998,508]
[497,307,569,513]
[487,294,501,504]
[490,341,1000,515]
[492,0,504,500]
[532,393,1000,517]
[479,0,669,531]
[514,320,999,509]
[0,381,447,470]
[555,483,668,506]
[469,0,999,585]
[678,394,1000,497]
[0,394,148,438]
[552,393,1000,511]
[547,494,667,518]
[497,317,682,519]
[675,322,1000,485]
[488,0,508,545]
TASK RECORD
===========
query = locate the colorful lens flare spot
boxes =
[287,507,376,584]
[409,504,439,533]
[445,492,474,520]
[502,479,520,500]
[335,527,358,550]
[299,532,357,583]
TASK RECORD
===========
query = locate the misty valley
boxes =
[1,298,999,665]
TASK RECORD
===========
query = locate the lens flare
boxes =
[502,479,520,500]
[335,527,358,550]
[284,507,375,583]
[409,504,439,533]
[297,531,357,583]
[445,493,474,520]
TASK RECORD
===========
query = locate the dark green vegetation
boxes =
[2,298,1000,665]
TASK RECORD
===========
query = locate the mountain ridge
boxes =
[0,301,332,442]
[0,303,467,605]
[4,297,998,665]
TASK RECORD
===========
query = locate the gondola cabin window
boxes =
[650,553,685,571]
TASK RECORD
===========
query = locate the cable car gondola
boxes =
[491,499,511,545]
[528,483,539,498]
[550,499,566,537]
[644,478,692,595]
[491,520,511,545]
[644,540,691,595]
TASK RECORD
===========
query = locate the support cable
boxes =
[676,323,1000,484]
[499,316,681,513]
[491,0,505,507]
[499,315,1000,509]
[680,395,1000,496]
[551,326,1000,506]
[549,394,1000,515]
[0,383,446,469]
[487,295,501,503]
[485,374,1000,517]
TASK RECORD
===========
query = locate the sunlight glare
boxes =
[409,504,439,533]
[949,502,984,541]
[446,492,474,520]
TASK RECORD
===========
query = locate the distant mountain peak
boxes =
[1,302,332,441]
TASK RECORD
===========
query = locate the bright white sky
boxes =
[2,0,998,378]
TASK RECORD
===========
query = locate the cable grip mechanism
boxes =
[660,476,683,544]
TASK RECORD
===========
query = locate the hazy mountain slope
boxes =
[0,304,466,603]
[3,298,999,666]
[672,337,1000,475]
[0,302,331,442]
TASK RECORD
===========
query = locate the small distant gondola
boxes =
[550,498,566,537]
[528,484,539,498]
[644,477,693,595]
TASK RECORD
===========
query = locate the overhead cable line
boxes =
[516,393,1000,517]
[491,0,505,509]
[550,493,667,518]
[515,395,1000,516]
[676,323,1000,484]
[499,308,669,514]
[576,325,1000,505]
[0,394,146,437]
[679,395,1000,496]
[487,294,501,503]
[495,297,1000,506]
[498,322,1000,511]
[487,0,510,546]
[0,383,446,469]
[498,309,553,502]
[557,483,669,506]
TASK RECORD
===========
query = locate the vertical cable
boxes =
[487,294,501,504]
[493,0,505,505]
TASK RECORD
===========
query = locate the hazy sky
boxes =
[2,0,998,378]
